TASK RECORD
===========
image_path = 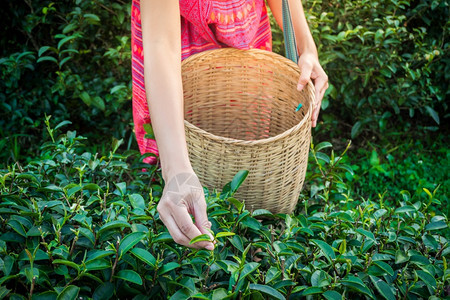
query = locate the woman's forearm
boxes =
[266,0,317,55]
[140,0,193,180]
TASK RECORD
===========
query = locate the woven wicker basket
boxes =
[182,48,314,214]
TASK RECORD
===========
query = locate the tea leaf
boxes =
[249,284,285,300]
[216,231,236,238]
[115,269,143,285]
[56,285,80,300]
[372,261,394,276]
[416,270,436,290]
[130,248,156,268]
[119,232,146,257]
[93,282,114,300]
[158,262,180,275]
[189,233,211,245]
[312,240,336,263]
[323,290,342,300]
[98,220,131,235]
[129,194,146,210]
[369,276,396,300]
[425,220,447,231]
[231,170,249,193]
[52,259,80,272]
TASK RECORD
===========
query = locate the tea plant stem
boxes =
[232,270,243,293]
[28,276,35,300]
[110,239,120,282]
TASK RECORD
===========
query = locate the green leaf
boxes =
[373,261,394,276]
[80,272,103,284]
[83,13,101,23]
[115,269,142,285]
[38,46,51,57]
[394,206,417,214]
[110,84,126,94]
[425,106,440,124]
[189,233,211,245]
[85,259,111,271]
[311,270,331,287]
[93,282,114,300]
[351,121,363,139]
[231,170,249,193]
[341,275,374,299]
[62,23,78,34]
[265,267,281,284]
[52,259,80,272]
[37,56,58,64]
[129,194,145,210]
[252,209,273,217]
[7,220,26,237]
[312,239,336,263]
[369,150,379,166]
[422,234,439,250]
[59,56,72,68]
[31,291,58,300]
[98,220,131,235]
[315,141,332,152]
[56,285,80,300]
[78,228,94,245]
[249,284,285,300]
[119,232,146,257]
[86,250,115,263]
[130,248,156,268]
[158,262,180,275]
[228,197,244,211]
[91,96,105,111]
[416,270,436,290]
[0,286,10,299]
[212,288,228,300]
[54,120,72,130]
[356,228,377,243]
[79,91,91,106]
[425,220,447,231]
[57,36,77,50]
[241,216,262,231]
[238,262,259,283]
[302,287,322,296]
[369,276,396,300]
[323,291,342,300]
[216,231,235,238]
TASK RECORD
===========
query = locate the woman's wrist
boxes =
[160,156,194,182]
[297,36,318,56]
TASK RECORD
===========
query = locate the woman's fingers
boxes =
[171,202,215,250]
[296,51,329,127]
[193,198,215,246]
[157,201,213,250]
[297,61,313,92]
[311,72,328,127]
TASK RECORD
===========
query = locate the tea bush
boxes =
[305,0,449,138]
[0,119,448,299]
[0,0,132,165]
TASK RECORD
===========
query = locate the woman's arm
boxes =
[267,0,328,127]
[140,0,214,250]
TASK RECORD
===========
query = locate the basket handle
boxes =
[282,0,299,63]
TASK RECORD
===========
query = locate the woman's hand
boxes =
[296,51,329,127]
[157,171,215,250]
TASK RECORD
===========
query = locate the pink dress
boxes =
[131,0,272,164]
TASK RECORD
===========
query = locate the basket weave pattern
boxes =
[182,48,314,214]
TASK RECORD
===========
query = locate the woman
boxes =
[131,0,328,251]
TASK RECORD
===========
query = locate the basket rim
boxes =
[182,48,315,146]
